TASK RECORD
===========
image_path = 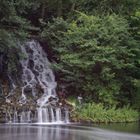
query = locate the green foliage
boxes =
[0,0,33,74]
[78,0,140,16]
[75,103,139,123]
[42,12,140,106]
[132,79,140,109]
[0,0,140,112]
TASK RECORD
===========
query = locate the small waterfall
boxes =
[13,111,18,123]
[50,108,55,122]
[27,111,31,122]
[65,109,69,123]
[20,112,26,123]
[5,40,70,124]
[37,108,43,123]
[42,108,49,123]
[6,75,16,98]
[56,108,62,122]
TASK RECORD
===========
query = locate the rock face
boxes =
[0,40,70,123]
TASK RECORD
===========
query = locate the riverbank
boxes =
[70,102,140,123]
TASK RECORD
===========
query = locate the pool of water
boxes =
[0,124,140,140]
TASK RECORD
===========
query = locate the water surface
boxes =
[0,124,140,140]
[96,122,140,135]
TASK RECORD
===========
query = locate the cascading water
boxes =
[6,40,69,124]
[56,108,62,122]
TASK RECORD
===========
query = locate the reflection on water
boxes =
[0,124,140,140]
[96,122,140,135]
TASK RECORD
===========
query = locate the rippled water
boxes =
[0,124,140,140]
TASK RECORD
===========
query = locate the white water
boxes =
[65,109,69,123]
[5,75,16,98]
[8,40,69,124]
[56,108,62,122]
[13,111,18,123]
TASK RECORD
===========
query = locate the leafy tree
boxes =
[0,0,32,77]
[42,12,140,106]
[0,0,139,110]
[78,0,140,16]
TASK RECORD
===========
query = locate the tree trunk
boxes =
[57,0,63,17]
[0,55,3,74]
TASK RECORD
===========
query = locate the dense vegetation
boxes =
[73,103,139,123]
[68,98,139,123]
[0,0,140,122]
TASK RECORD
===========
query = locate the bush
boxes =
[73,103,139,123]
[42,12,140,107]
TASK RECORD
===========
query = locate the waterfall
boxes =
[13,111,18,123]
[42,108,49,122]
[37,108,43,123]
[65,109,69,123]
[5,75,16,98]
[4,40,69,124]
[56,108,62,122]
[20,112,26,123]
[50,108,55,122]
[27,111,31,122]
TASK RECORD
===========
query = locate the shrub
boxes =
[74,102,139,123]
